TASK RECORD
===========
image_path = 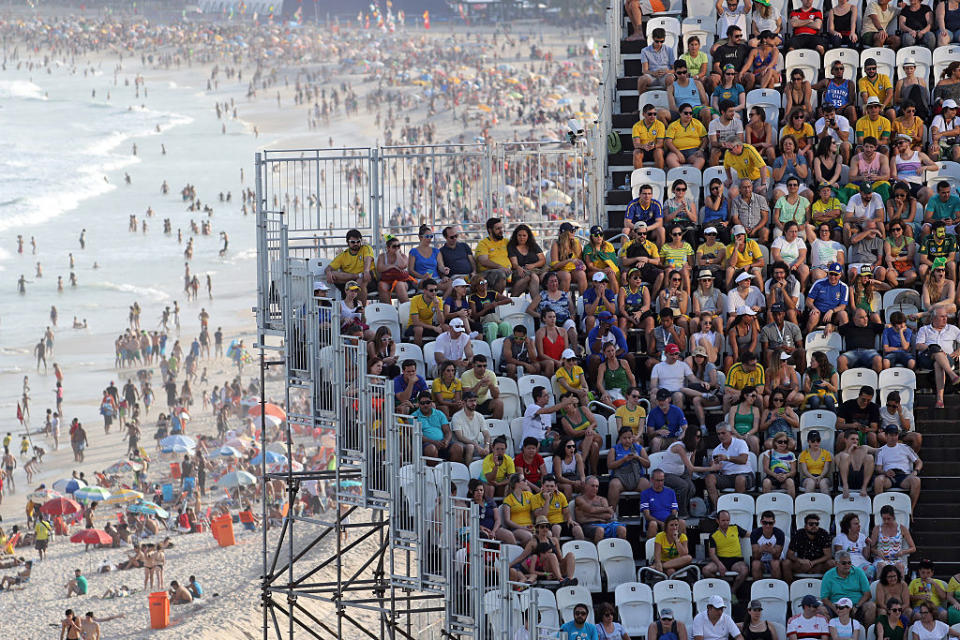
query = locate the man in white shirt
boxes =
[787,595,830,640]
[692,595,743,640]
[650,344,711,430]
[432,318,473,375]
[814,103,852,162]
[844,184,885,238]
[705,423,753,508]
[873,426,922,509]
[520,386,570,445]
[450,392,491,463]
[726,272,766,322]
[915,308,960,408]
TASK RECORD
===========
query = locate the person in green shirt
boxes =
[923,181,960,234]
[66,568,88,597]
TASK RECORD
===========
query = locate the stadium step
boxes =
[915,446,960,462]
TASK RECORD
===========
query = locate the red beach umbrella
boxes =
[70,529,113,545]
[40,497,82,516]
[248,402,286,421]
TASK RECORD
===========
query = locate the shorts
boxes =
[889,471,911,488]
[884,351,914,367]
[582,521,623,540]
[404,325,439,339]
[841,349,880,368]
[560,318,577,332]
[633,147,662,164]
[35,538,48,551]
[645,74,669,89]
[680,148,702,161]
[718,556,743,571]
[917,349,945,370]
[717,473,755,491]
[848,467,865,489]
[477,399,497,416]
[423,441,454,459]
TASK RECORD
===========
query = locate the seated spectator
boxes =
[706,423,754,507]
[641,468,681,536]
[836,430,877,499]
[877,568,912,622]
[668,60,712,125]
[874,426,922,509]
[924,183,960,238]
[637,27,676,94]
[727,271,766,324]
[762,432,797,496]
[65,568,87,598]
[870,505,917,576]
[727,384,761,454]
[597,341,638,407]
[884,220,918,290]
[583,274,619,336]
[776,130,813,185]
[805,263,849,334]
[562,604,599,640]
[552,437,586,499]
[725,224,766,289]
[408,224,449,296]
[761,390,799,450]
[933,64,960,110]
[742,600,782,640]
[376,235,411,303]
[826,0,858,47]
[596,601,630,640]
[804,351,839,410]
[608,427,651,509]
[500,324,539,378]
[914,308,960,409]
[724,140,771,202]
[725,306,761,373]
[502,472,536,544]
[650,340,709,431]
[481,436,515,499]
[828,597,867,640]
[532,474,583,540]
[743,33,783,92]
[938,0,960,45]
[723,352,765,413]
[882,312,916,370]
[432,319,473,376]
[786,0,826,54]
[520,387,568,452]
[918,228,957,285]
[460,355,503,419]
[751,511,786,580]
[770,224,810,294]
[621,223,666,293]
[891,138,938,206]
[879,391,920,452]
[660,225,695,290]
[468,478,515,543]
[910,605,960,640]
[663,429,716,518]
[647,388,690,453]
[469,276,511,344]
[324,229,375,303]
[703,510,750,594]
[557,392,602,474]
[763,350,802,409]
[169,580,193,605]
[615,386,648,437]
[413,392,462,464]
[709,100,745,167]
[788,595,830,640]
[444,278,475,336]
[584,228,622,295]
[529,272,579,357]
[515,437,549,491]
[535,309,567,380]
[506,224,546,297]
[910,559,949,621]
[405,278,444,347]
[861,2,900,48]
[586,311,634,384]
[438,225,476,282]
[474,217,511,294]
[623,185,666,245]
[834,513,876,581]
[799,430,833,493]
[810,221,845,280]
[555,349,590,406]
[665,104,708,170]
[710,28,751,97]
[394,359,428,415]
[646,308,689,377]
[821,550,876,624]
[877,598,910,640]
[695,596,744,640]
[575,475,627,542]
[547,222,588,294]
[450,391,490,462]
[653,514,694,578]
[814,107,853,169]
[432,362,464,419]
[837,310,883,374]
[634,103,667,169]
[618,268,656,341]
[744,108,775,168]
[930,100,960,162]
[760,302,803,369]
[784,514,834,581]
[511,515,579,586]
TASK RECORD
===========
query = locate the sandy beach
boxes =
[0,13,599,638]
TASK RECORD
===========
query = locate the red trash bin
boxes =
[148,591,170,629]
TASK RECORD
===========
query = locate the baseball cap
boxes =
[598,310,614,322]
[590,224,604,236]
[345,280,360,291]
[836,598,854,609]
[450,318,466,332]
[818,182,832,191]
[723,63,736,71]
[771,302,786,313]
[451,277,468,287]
[592,272,608,282]
[559,221,577,234]
[884,424,900,434]
[665,343,681,355]
[801,595,821,608]
[660,608,675,619]
[860,182,874,193]
[703,227,717,235]
[707,595,726,609]
[699,269,714,279]
[561,348,577,360]
[827,262,843,274]
[859,264,874,276]
[944,99,959,109]
[634,221,648,231]
[780,351,791,360]
[732,224,746,236]
[736,305,757,316]
[749,600,764,611]
[865,96,881,106]
[735,272,753,283]
[313,280,329,291]
[693,346,709,357]
[807,430,821,441]
[656,388,672,400]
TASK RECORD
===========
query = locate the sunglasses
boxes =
[672,232,683,237]
[761,520,775,525]
[348,240,361,245]
[654,39,665,43]
[674,187,686,192]
[677,70,688,75]
[725,72,736,76]
[681,110,693,115]
[645,111,656,116]
[426,288,438,293]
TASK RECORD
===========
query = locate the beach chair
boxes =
[162,483,174,503]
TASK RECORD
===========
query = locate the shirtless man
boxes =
[34,339,47,374]
[80,612,124,640]
[169,580,194,605]
[60,610,82,640]
[574,475,628,542]
[836,429,876,498]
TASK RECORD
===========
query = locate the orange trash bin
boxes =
[169,462,181,479]
[148,591,170,629]
[213,517,235,547]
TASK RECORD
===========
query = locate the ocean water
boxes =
[0,65,266,418]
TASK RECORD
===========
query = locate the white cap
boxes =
[707,595,726,609]
[865,95,881,106]
[313,280,329,291]
[836,598,854,609]
[735,272,753,283]
[704,226,718,235]
[944,99,959,109]
[450,318,465,332]
[736,305,757,316]
[780,351,791,360]
[591,272,608,282]
[451,277,468,287]
[561,348,577,360]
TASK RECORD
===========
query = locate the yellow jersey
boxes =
[858,74,892,101]
[855,115,892,141]
[725,239,763,269]
[615,404,647,436]
[666,118,707,151]
[329,245,374,275]
[632,118,666,146]
[476,236,510,270]
[723,144,767,181]
[408,294,443,327]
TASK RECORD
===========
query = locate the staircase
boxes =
[605,35,645,230]
[908,394,960,575]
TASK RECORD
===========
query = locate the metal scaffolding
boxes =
[255,140,600,640]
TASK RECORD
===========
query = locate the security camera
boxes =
[567,119,584,136]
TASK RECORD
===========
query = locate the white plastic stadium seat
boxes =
[794,493,833,532]
[702,166,726,202]
[823,49,859,80]
[716,494,755,531]
[597,538,636,592]
[395,342,425,378]
[878,368,916,410]
[751,579,790,626]
[483,589,522,638]
[433,461,470,499]
[754,493,795,533]
[799,410,837,455]
[896,47,932,81]
[616,583,655,636]
[790,578,822,613]
[839,368,878,403]
[685,0,717,22]
[520,587,560,629]
[497,376,521,421]
[485,419,514,455]
[631,166,667,200]
[509,418,525,453]
[365,303,401,342]
[561,540,603,592]
[556,585,594,623]
[646,17,682,51]
[785,49,821,84]
[746,88,781,128]
[471,339,492,362]
[653,580,694,625]
[804,330,842,367]
[693,578,733,612]
[681,17,715,52]
[518,374,554,410]
[834,494,873,529]
[469,459,484,480]
[935,46,960,81]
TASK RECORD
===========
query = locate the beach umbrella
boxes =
[40,496,82,516]
[104,489,143,506]
[159,435,196,453]
[262,414,283,428]
[248,402,286,421]
[74,486,112,503]
[211,446,243,459]
[105,459,141,475]
[268,459,303,473]
[224,436,254,450]
[266,441,290,455]
[53,478,86,494]
[28,488,62,503]
[127,501,169,519]
[214,470,257,488]
[70,529,113,545]
[251,451,287,466]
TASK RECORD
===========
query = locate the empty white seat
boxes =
[433,461,470,499]
[598,538,636,592]
[490,337,505,371]
[497,376,521,421]
[751,579,790,625]
[365,302,401,342]
[616,582,655,636]
[562,540,603,592]
[785,49,821,83]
